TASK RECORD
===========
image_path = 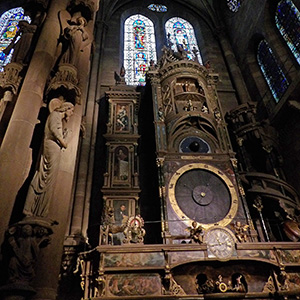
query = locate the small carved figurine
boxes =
[123,215,146,244]
[184,99,197,112]
[186,221,204,244]
[231,221,249,243]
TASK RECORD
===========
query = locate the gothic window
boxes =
[124,14,157,86]
[147,4,168,12]
[257,40,289,102]
[0,7,31,71]
[165,17,202,63]
[275,0,300,64]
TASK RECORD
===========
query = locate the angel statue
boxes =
[231,221,249,243]
[186,221,204,244]
[56,11,93,66]
[23,98,74,218]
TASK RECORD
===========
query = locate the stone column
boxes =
[216,28,251,104]
[68,18,106,240]
[0,0,69,247]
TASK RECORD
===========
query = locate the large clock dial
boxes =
[168,163,238,228]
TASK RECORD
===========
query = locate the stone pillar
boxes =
[216,28,251,104]
[69,18,106,240]
[0,0,69,247]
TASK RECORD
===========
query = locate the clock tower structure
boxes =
[148,54,253,245]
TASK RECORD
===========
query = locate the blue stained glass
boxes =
[124,14,157,86]
[133,19,145,50]
[227,0,241,13]
[257,40,289,103]
[275,0,300,64]
[148,4,168,12]
[165,17,202,64]
[0,7,31,71]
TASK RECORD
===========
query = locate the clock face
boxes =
[205,227,235,259]
[168,163,238,228]
[179,136,211,153]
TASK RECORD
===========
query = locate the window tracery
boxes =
[0,7,31,71]
[275,0,300,64]
[165,17,202,63]
[124,14,157,86]
[257,40,289,103]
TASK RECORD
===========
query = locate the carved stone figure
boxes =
[58,11,92,66]
[6,221,53,285]
[23,99,74,217]
[9,21,37,64]
[7,224,38,284]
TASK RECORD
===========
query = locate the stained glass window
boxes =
[257,40,289,102]
[227,0,241,13]
[124,14,157,86]
[275,0,300,64]
[147,4,168,12]
[165,17,202,64]
[0,7,31,71]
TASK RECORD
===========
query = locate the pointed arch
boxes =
[0,7,31,71]
[257,39,289,103]
[123,14,157,86]
[275,0,300,64]
[165,17,202,64]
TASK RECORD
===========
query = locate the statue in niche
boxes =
[114,146,129,181]
[231,274,247,292]
[4,20,37,64]
[23,98,74,217]
[196,274,215,294]
[201,104,208,114]
[116,104,129,131]
[57,11,92,66]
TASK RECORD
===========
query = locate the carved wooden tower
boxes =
[101,84,141,244]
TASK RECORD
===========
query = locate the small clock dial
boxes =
[168,163,239,228]
[179,136,211,153]
[205,227,235,259]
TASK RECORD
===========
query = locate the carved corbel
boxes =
[1,217,56,296]
[46,64,81,104]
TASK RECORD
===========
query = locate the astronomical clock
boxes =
[148,58,248,244]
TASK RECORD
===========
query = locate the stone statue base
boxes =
[0,282,36,300]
